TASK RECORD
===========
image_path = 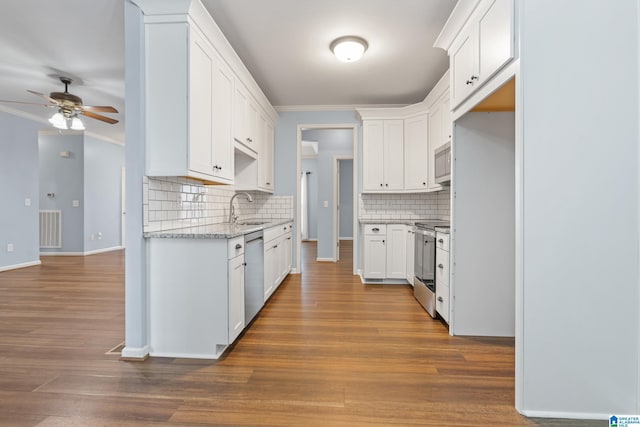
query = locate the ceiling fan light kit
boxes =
[0,76,119,130]
[330,36,368,62]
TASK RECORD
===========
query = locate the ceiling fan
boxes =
[0,77,119,130]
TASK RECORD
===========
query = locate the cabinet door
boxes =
[258,115,274,192]
[436,282,450,323]
[228,254,245,343]
[284,232,292,273]
[406,228,415,284]
[264,243,276,300]
[362,120,385,191]
[188,29,214,176]
[247,98,259,151]
[364,235,386,279]
[212,55,234,182]
[441,95,451,145]
[450,26,477,108]
[404,115,428,191]
[477,0,513,84]
[435,247,450,286]
[383,120,405,191]
[385,224,407,279]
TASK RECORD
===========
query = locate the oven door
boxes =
[414,228,435,284]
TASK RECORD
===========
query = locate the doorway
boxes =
[296,125,358,274]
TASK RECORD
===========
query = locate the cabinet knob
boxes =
[382,240,385,244]
[380,183,383,187]
[266,182,271,185]
[385,183,388,187]
[438,263,444,269]
[423,182,426,186]
[243,262,247,266]
[466,80,472,85]
[438,239,444,243]
[437,296,444,302]
[235,244,242,249]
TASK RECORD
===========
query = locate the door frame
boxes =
[296,124,358,274]
[333,155,353,262]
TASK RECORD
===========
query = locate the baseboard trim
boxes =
[302,238,318,242]
[290,268,300,274]
[121,345,150,361]
[316,257,335,262]
[40,246,123,257]
[0,260,42,272]
[339,237,354,240]
[84,246,123,256]
[519,409,609,421]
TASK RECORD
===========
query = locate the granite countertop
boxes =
[144,218,293,239]
[358,218,438,226]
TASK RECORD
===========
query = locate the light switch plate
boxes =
[323,201,329,208]
[24,198,31,206]
[7,243,14,252]
[72,200,80,207]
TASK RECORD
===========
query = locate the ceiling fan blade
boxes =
[81,105,119,113]
[81,110,119,124]
[27,90,58,104]
[0,99,56,108]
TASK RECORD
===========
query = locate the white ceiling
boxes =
[0,0,455,144]
[202,0,456,107]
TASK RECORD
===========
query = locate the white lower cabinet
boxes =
[228,253,245,343]
[263,222,293,301]
[363,224,408,281]
[148,236,245,359]
[435,232,450,323]
[406,227,415,284]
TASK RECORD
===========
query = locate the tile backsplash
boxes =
[143,176,293,232]
[359,189,450,221]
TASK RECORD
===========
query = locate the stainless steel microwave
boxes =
[434,142,451,184]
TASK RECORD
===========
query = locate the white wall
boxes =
[519,0,639,417]
[339,159,353,239]
[301,160,319,239]
[451,112,515,337]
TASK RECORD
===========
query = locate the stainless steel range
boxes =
[413,220,450,317]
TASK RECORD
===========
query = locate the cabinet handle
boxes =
[283,226,287,231]
[466,80,473,85]
[437,296,444,302]
[243,262,247,266]
[471,75,479,81]
[382,240,385,244]
[273,244,278,249]
[385,183,388,187]
[235,244,242,249]
[438,239,444,243]
[372,227,379,232]
[266,182,271,185]
[287,237,291,240]
[438,263,444,269]
[380,183,383,187]
[423,182,426,186]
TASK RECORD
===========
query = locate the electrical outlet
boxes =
[7,243,14,253]
[72,200,80,208]
[24,198,31,206]
[97,232,103,240]
[323,201,329,208]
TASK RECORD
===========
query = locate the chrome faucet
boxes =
[228,192,253,224]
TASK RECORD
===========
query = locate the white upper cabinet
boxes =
[234,82,260,154]
[438,0,515,109]
[145,23,234,184]
[404,114,429,191]
[362,120,404,192]
[258,115,274,192]
[137,0,278,186]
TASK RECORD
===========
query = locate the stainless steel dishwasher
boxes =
[244,230,264,325]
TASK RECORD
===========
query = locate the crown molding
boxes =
[275,104,408,113]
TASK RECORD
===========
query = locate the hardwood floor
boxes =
[0,246,597,426]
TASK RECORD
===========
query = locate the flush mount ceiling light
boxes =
[330,36,368,62]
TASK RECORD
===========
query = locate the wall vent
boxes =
[39,210,62,248]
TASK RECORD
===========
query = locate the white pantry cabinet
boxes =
[362,120,404,192]
[403,114,429,191]
[144,23,233,184]
[448,0,515,108]
[148,236,245,359]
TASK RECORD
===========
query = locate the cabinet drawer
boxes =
[364,224,387,235]
[264,223,290,243]
[436,232,450,252]
[228,236,245,259]
[435,248,449,285]
[436,282,450,323]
